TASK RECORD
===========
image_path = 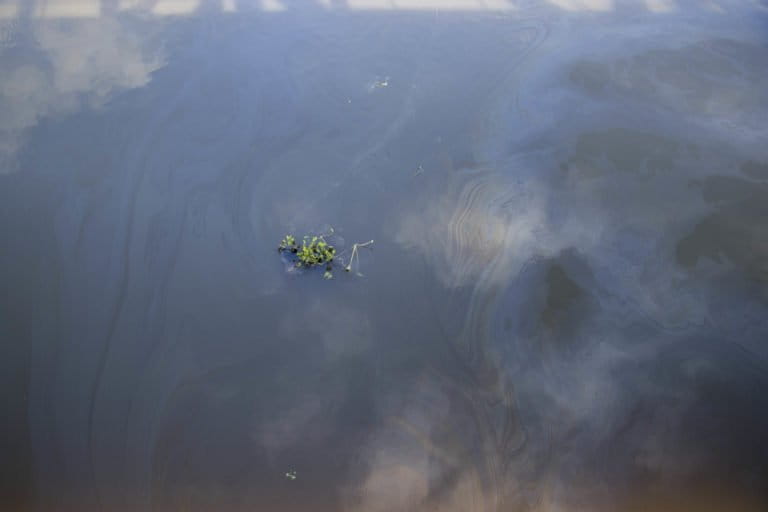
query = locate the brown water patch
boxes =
[676,176,768,286]
[569,39,768,119]
[567,128,690,179]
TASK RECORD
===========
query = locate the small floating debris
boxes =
[368,76,390,91]
[277,228,374,279]
[414,164,425,177]
[285,470,297,480]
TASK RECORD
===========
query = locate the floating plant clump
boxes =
[277,228,373,279]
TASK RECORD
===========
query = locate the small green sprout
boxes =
[278,235,297,252]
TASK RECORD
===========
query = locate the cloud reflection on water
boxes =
[0,13,164,173]
[383,9,768,511]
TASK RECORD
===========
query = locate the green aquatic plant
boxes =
[278,235,296,250]
[278,228,373,279]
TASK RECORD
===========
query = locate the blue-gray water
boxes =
[1,1,768,511]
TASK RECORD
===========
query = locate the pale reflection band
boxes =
[1,0,654,19]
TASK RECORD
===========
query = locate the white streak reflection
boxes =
[645,0,676,12]
[151,0,201,16]
[0,1,18,19]
[33,0,101,18]
[260,0,287,11]
[347,0,517,10]
[546,0,613,11]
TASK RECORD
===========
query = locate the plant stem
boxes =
[345,240,374,272]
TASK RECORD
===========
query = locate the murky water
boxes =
[2,1,768,511]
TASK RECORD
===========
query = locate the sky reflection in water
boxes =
[1,1,767,511]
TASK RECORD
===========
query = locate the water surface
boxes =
[2,1,768,511]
